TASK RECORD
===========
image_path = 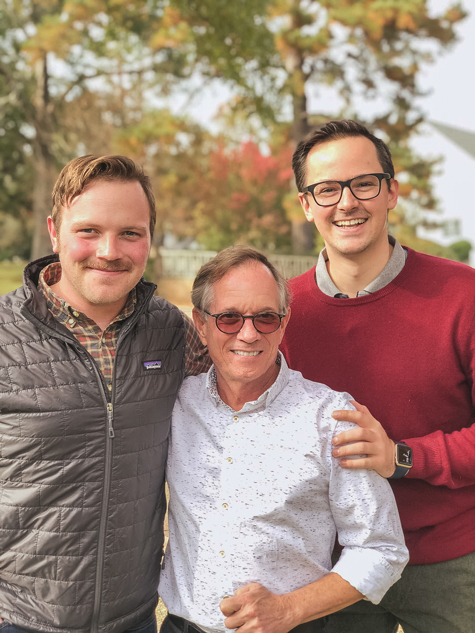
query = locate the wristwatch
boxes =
[388,442,413,479]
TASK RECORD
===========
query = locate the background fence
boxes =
[158,248,317,279]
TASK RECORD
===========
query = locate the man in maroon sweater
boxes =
[280,120,475,633]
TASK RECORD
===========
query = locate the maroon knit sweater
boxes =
[280,248,475,565]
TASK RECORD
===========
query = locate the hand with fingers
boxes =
[220,583,297,633]
[331,400,396,478]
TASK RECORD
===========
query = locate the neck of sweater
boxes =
[326,239,393,298]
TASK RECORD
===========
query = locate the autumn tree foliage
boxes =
[189,140,294,251]
[0,0,469,261]
[115,108,294,252]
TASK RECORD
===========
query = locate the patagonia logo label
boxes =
[143,360,162,370]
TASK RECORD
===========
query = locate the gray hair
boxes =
[192,245,291,314]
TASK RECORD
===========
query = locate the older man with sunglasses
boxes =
[158,245,408,633]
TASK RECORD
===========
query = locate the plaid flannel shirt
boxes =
[38,263,210,385]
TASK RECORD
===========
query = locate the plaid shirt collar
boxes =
[38,261,137,328]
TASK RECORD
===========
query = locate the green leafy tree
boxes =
[449,239,472,263]
[0,61,34,258]
[170,0,277,112]
[0,0,151,258]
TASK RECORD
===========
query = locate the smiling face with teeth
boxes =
[193,261,291,410]
[299,136,399,264]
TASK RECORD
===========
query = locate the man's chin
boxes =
[328,237,373,258]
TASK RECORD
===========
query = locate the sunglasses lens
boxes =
[214,312,283,333]
[216,313,243,333]
[254,313,281,333]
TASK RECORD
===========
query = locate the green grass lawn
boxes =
[0,260,25,295]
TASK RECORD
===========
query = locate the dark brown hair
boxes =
[292,120,395,193]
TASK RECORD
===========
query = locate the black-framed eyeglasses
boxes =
[203,310,286,334]
[302,173,391,207]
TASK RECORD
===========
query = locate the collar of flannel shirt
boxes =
[38,262,137,384]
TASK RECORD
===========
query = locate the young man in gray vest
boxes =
[0,156,209,633]
[159,245,408,633]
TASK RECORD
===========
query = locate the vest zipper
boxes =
[107,403,115,438]
[89,285,154,630]
[90,365,115,633]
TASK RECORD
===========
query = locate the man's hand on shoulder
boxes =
[331,401,396,478]
[220,583,298,633]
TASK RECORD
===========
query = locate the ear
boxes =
[192,308,209,346]
[47,216,59,253]
[298,193,314,222]
[387,178,399,211]
[277,306,291,344]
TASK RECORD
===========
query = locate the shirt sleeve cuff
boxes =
[331,547,405,604]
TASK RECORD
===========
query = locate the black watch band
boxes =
[388,442,413,479]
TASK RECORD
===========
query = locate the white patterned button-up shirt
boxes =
[159,356,408,633]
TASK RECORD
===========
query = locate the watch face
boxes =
[396,444,413,467]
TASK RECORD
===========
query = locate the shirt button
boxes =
[226,457,233,464]
[68,318,75,325]
[233,416,238,421]
[219,551,225,557]
[222,503,229,509]
[72,311,80,317]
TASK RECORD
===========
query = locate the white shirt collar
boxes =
[205,352,290,413]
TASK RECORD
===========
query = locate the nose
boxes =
[96,234,121,260]
[338,184,359,210]
[237,317,260,343]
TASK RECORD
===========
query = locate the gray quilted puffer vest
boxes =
[0,256,185,633]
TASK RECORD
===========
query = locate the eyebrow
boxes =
[218,306,280,313]
[120,226,148,232]
[69,220,147,232]
[311,173,375,185]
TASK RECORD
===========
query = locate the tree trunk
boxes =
[30,55,56,261]
[285,40,315,254]
[290,82,311,146]
[31,148,56,260]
